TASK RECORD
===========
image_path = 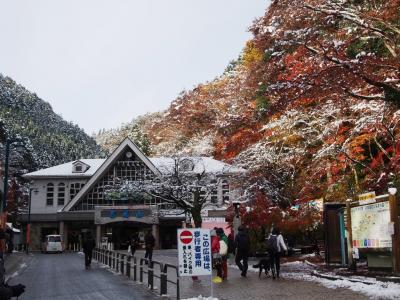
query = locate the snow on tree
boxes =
[105,157,243,228]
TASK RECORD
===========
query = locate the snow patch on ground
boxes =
[284,272,400,300]
[232,260,400,300]
[183,296,218,300]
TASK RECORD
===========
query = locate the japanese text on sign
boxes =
[178,228,212,277]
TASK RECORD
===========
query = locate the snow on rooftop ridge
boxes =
[149,157,245,175]
[23,156,244,178]
[23,159,106,178]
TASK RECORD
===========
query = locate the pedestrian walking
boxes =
[267,227,287,279]
[129,234,139,257]
[234,225,250,277]
[216,228,229,279]
[83,232,95,270]
[211,229,222,283]
[144,231,155,263]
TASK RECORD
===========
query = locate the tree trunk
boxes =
[191,208,202,228]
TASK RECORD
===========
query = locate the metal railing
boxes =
[93,248,180,299]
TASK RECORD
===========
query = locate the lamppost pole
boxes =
[26,187,37,255]
[1,139,10,214]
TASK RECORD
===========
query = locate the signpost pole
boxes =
[389,191,400,273]
[210,275,213,299]
[346,199,356,271]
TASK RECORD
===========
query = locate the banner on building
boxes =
[351,201,392,248]
[177,228,212,277]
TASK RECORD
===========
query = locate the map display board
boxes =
[351,201,392,248]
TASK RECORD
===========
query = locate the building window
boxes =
[75,165,83,172]
[58,183,65,206]
[222,179,229,202]
[70,183,85,201]
[46,183,54,206]
[211,188,218,204]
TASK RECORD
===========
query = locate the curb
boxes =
[311,271,375,285]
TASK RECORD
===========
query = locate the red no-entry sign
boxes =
[180,230,193,244]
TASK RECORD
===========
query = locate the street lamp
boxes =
[26,187,38,254]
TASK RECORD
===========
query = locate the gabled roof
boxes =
[23,159,105,178]
[63,138,161,211]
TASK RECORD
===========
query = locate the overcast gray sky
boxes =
[0,1,268,134]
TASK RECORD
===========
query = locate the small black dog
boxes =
[252,254,271,278]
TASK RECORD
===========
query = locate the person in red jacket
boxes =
[211,229,222,282]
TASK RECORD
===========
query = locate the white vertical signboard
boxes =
[177,228,212,277]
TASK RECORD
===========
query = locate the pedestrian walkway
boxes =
[8,253,157,300]
[123,250,369,300]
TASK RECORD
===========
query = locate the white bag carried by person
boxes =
[128,245,131,253]
[219,240,228,256]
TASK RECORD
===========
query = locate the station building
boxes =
[20,138,244,250]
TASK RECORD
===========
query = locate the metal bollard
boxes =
[120,254,125,274]
[126,255,131,278]
[116,253,119,272]
[133,257,137,281]
[148,261,154,290]
[160,270,167,296]
[139,259,144,283]
[112,252,116,269]
[108,251,112,268]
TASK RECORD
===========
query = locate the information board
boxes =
[351,201,392,248]
[177,228,212,277]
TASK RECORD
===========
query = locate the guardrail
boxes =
[93,248,180,299]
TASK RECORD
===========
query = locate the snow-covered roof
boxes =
[23,159,105,178]
[23,156,245,179]
[150,157,246,175]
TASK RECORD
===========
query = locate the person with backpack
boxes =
[267,227,287,279]
[234,225,250,277]
[216,228,229,279]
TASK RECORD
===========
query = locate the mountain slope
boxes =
[0,74,102,173]
[97,0,400,205]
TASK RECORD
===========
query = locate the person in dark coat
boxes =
[267,227,287,279]
[144,231,155,262]
[129,234,139,256]
[83,232,96,269]
[0,229,25,299]
[234,225,250,277]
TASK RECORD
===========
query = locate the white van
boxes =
[42,235,63,253]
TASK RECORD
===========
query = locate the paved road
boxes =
[8,253,157,300]
[8,250,369,300]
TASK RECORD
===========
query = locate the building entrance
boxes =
[105,221,152,250]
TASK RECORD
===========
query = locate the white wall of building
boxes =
[30,178,88,214]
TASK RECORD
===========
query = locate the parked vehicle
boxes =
[42,235,63,253]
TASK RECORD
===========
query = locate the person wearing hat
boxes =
[0,228,25,299]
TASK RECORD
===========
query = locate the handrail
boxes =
[92,248,180,300]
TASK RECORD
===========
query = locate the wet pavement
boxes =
[8,253,157,300]
[125,250,369,300]
[7,250,370,300]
